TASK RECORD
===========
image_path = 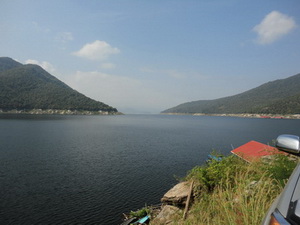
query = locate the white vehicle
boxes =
[262,134,300,225]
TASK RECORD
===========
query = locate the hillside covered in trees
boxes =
[162,73,300,115]
[0,57,118,113]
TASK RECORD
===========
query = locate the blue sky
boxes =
[1,0,299,113]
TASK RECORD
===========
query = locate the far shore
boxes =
[161,112,300,119]
[0,109,122,115]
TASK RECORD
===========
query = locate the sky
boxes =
[1,0,300,114]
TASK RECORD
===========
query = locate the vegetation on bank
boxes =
[0,109,121,115]
[162,113,300,120]
[149,153,297,225]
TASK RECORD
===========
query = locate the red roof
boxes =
[231,140,284,162]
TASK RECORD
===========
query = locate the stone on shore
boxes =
[150,205,181,225]
[161,181,191,206]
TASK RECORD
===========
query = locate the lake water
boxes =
[0,114,300,225]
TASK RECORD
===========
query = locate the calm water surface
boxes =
[0,114,300,224]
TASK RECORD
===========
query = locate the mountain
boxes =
[0,57,22,72]
[162,73,300,114]
[0,57,118,113]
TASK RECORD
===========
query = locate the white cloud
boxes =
[100,62,116,69]
[140,67,186,79]
[25,59,56,73]
[31,21,51,34]
[253,11,297,45]
[139,67,156,73]
[55,32,74,43]
[73,40,120,61]
[65,71,182,113]
[164,69,186,79]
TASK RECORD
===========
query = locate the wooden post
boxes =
[183,180,194,220]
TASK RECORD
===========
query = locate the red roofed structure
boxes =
[231,140,284,162]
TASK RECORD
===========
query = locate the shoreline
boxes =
[161,113,300,119]
[0,109,122,115]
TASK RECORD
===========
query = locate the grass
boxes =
[151,154,297,225]
[129,206,150,218]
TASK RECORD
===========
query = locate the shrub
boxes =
[260,154,297,186]
[185,154,248,193]
[175,152,298,225]
[129,206,150,218]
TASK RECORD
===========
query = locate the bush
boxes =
[129,207,150,218]
[174,152,298,225]
[260,154,297,186]
[185,154,248,192]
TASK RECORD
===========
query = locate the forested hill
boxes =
[0,57,118,113]
[0,57,22,72]
[162,73,300,114]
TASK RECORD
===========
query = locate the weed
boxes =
[155,152,297,225]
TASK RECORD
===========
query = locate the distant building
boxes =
[231,140,285,162]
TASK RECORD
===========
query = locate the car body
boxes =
[262,134,300,225]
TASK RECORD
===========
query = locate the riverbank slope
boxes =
[161,112,300,119]
[126,154,297,224]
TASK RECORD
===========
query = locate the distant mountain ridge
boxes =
[0,57,22,72]
[162,73,300,114]
[0,57,118,113]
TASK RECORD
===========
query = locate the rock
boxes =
[161,182,191,206]
[151,205,181,225]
